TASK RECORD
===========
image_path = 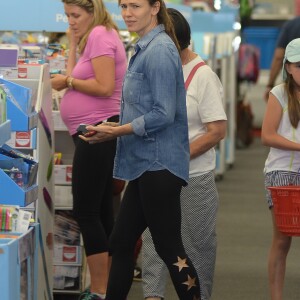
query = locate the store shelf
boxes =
[1,63,55,299]
[0,223,39,300]
[53,289,81,294]
[0,120,11,146]
[7,105,38,132]
[0,177,38,206]
[0,78,38,132]
[251,14,294,20]
[0,144,38,207]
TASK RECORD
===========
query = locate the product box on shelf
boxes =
[0,144,38,207]
[55,185,72,208]
[6,129,37,149]
[53,265,80,291]
[49,56,66,72]
[54,210,80,246]
[20,46,42,59]
[53,210,86,293]
[0,205,32,232]
[0,223,39,300]
[54,165,72,185]
[0,44,18,68]
[0,78,38,131]
[53,244,82,265]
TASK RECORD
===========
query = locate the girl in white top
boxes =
[262,38,300,300]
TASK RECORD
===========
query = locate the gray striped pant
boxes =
[142,171,219,300]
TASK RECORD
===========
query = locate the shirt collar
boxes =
[135,24,165,51]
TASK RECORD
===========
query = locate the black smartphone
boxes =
[76,124,97,137]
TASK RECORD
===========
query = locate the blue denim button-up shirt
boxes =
[113,24,189,183]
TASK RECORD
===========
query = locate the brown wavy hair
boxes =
[118,0,180,53]
[284,61,300,128]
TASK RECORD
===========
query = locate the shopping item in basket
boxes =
[268,186,300,236]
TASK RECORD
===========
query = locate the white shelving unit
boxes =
[191,14,238,177]
[1,63,55,300]
[0,223,39,300]
[52,109,90,295]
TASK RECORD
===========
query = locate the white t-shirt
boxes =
[264,83,300,173]
[183,56,227,177]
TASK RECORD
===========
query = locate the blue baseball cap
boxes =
[282,38,300,80]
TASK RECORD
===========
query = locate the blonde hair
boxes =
[284,62,300,128]
[62,0,119,53]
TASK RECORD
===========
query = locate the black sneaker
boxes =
[133,266,142,282]
[78,289,90,300]
[79,292,104,300]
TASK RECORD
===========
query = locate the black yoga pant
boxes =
[106,170,201,300]
[72,134,116,257]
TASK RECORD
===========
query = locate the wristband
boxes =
[66,76,74,89]
[65,76,69,88]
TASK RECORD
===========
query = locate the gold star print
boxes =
[173,256,189,272]
[182,275,197,291]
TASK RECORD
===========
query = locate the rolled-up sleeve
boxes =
[131,115,145,136]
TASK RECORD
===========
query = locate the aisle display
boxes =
[0,62,55,300]
[53,210,84,292]
[0,223,39,300]
[0,75,40,299]
[52,106,89,295]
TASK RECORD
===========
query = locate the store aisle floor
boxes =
[128,137,300,300]
[54,137,300,300]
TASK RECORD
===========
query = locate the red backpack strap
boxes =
[184,62,206,90]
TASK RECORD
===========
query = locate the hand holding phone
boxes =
[76,124,97,137]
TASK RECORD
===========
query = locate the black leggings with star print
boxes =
[106,170,201,300]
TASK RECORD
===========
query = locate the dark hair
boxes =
[284,61,300,128]
[118,0,180,52]
[167,8,191,50]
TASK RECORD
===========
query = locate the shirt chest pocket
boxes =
[123,71,144,104]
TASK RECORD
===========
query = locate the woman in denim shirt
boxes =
[81,0,201,298]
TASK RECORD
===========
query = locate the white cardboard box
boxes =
[55,185,72,208]
[6,129,37,149]
[54,165,72,185]
[20,46,41,58]
[53,245,82,265]
[53,265,80,290]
